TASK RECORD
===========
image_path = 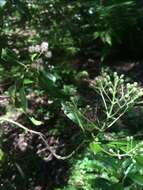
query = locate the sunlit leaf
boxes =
[29,117,43,126]
[90,142,102,154]
[31,53,37,61]
[23,79,34,85]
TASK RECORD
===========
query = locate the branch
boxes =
[0,118,83,160]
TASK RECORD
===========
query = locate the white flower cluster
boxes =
[28,41,52,58]
[92,71,143,107]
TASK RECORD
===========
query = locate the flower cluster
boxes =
[92,71,143,106]
[90,71,143,130]
[28,41,52,58]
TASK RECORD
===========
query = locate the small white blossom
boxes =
[89,8,94,14]
[45,51,52,58]
[28,45,35,53]
[109,148,114,153]
[41,42,49,52]
[34,45,41,53]
[48,100,54,104]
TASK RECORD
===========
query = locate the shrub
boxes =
[62,71,143,189]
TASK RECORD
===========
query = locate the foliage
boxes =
[56,149,143,190]
[0,0,143,189]
[1,0,142,59]
[63,71,143,132]
[62,71,143,189]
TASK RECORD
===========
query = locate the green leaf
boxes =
[0,149,4,161]
[62,103,79,124]
[93,32,100,39]
[23,79,34,85]
[105,33,112,46]
[19,88,28,112]
[62,85,77,95]
[29,117,43,126]
[135,156,143,166]
[89,142,102,154]
[47,73,57,83]
[8,85,16,105]
[62,102,85,131]
[31,53,37,61]
[110,183,124,190]
[129,174,143,186]
[1,48,17,62]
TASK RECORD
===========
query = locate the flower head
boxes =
[40,42,49,52]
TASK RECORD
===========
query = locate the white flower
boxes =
[41,42,49,52]
[28,45,35,53]
[45,51,52,58]
[34,45,41,53]
[89,8,93,14]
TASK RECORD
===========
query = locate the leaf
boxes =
[23,79,34,85]
[105,32,112,46]
[0,149,4,161]
[129,174,143,186]
[31,53,37,61]
[8,85,16,105]
[62,103,79,124]
[135,156,143,166]
[39,70,61,98]
[62,85,77,95]
[19,88,28,112]
[29,117,43,126]
[47,73,57,83]
[62,102,85,131]
[89,142,102,154]
[110,183,124,190]
[93,32,100,39]
[1,48,17,62]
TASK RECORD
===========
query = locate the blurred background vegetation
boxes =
[1,0,143,190]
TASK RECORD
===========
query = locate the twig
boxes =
[0,118,83,160]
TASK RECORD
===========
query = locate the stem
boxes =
[0,117,83,160]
